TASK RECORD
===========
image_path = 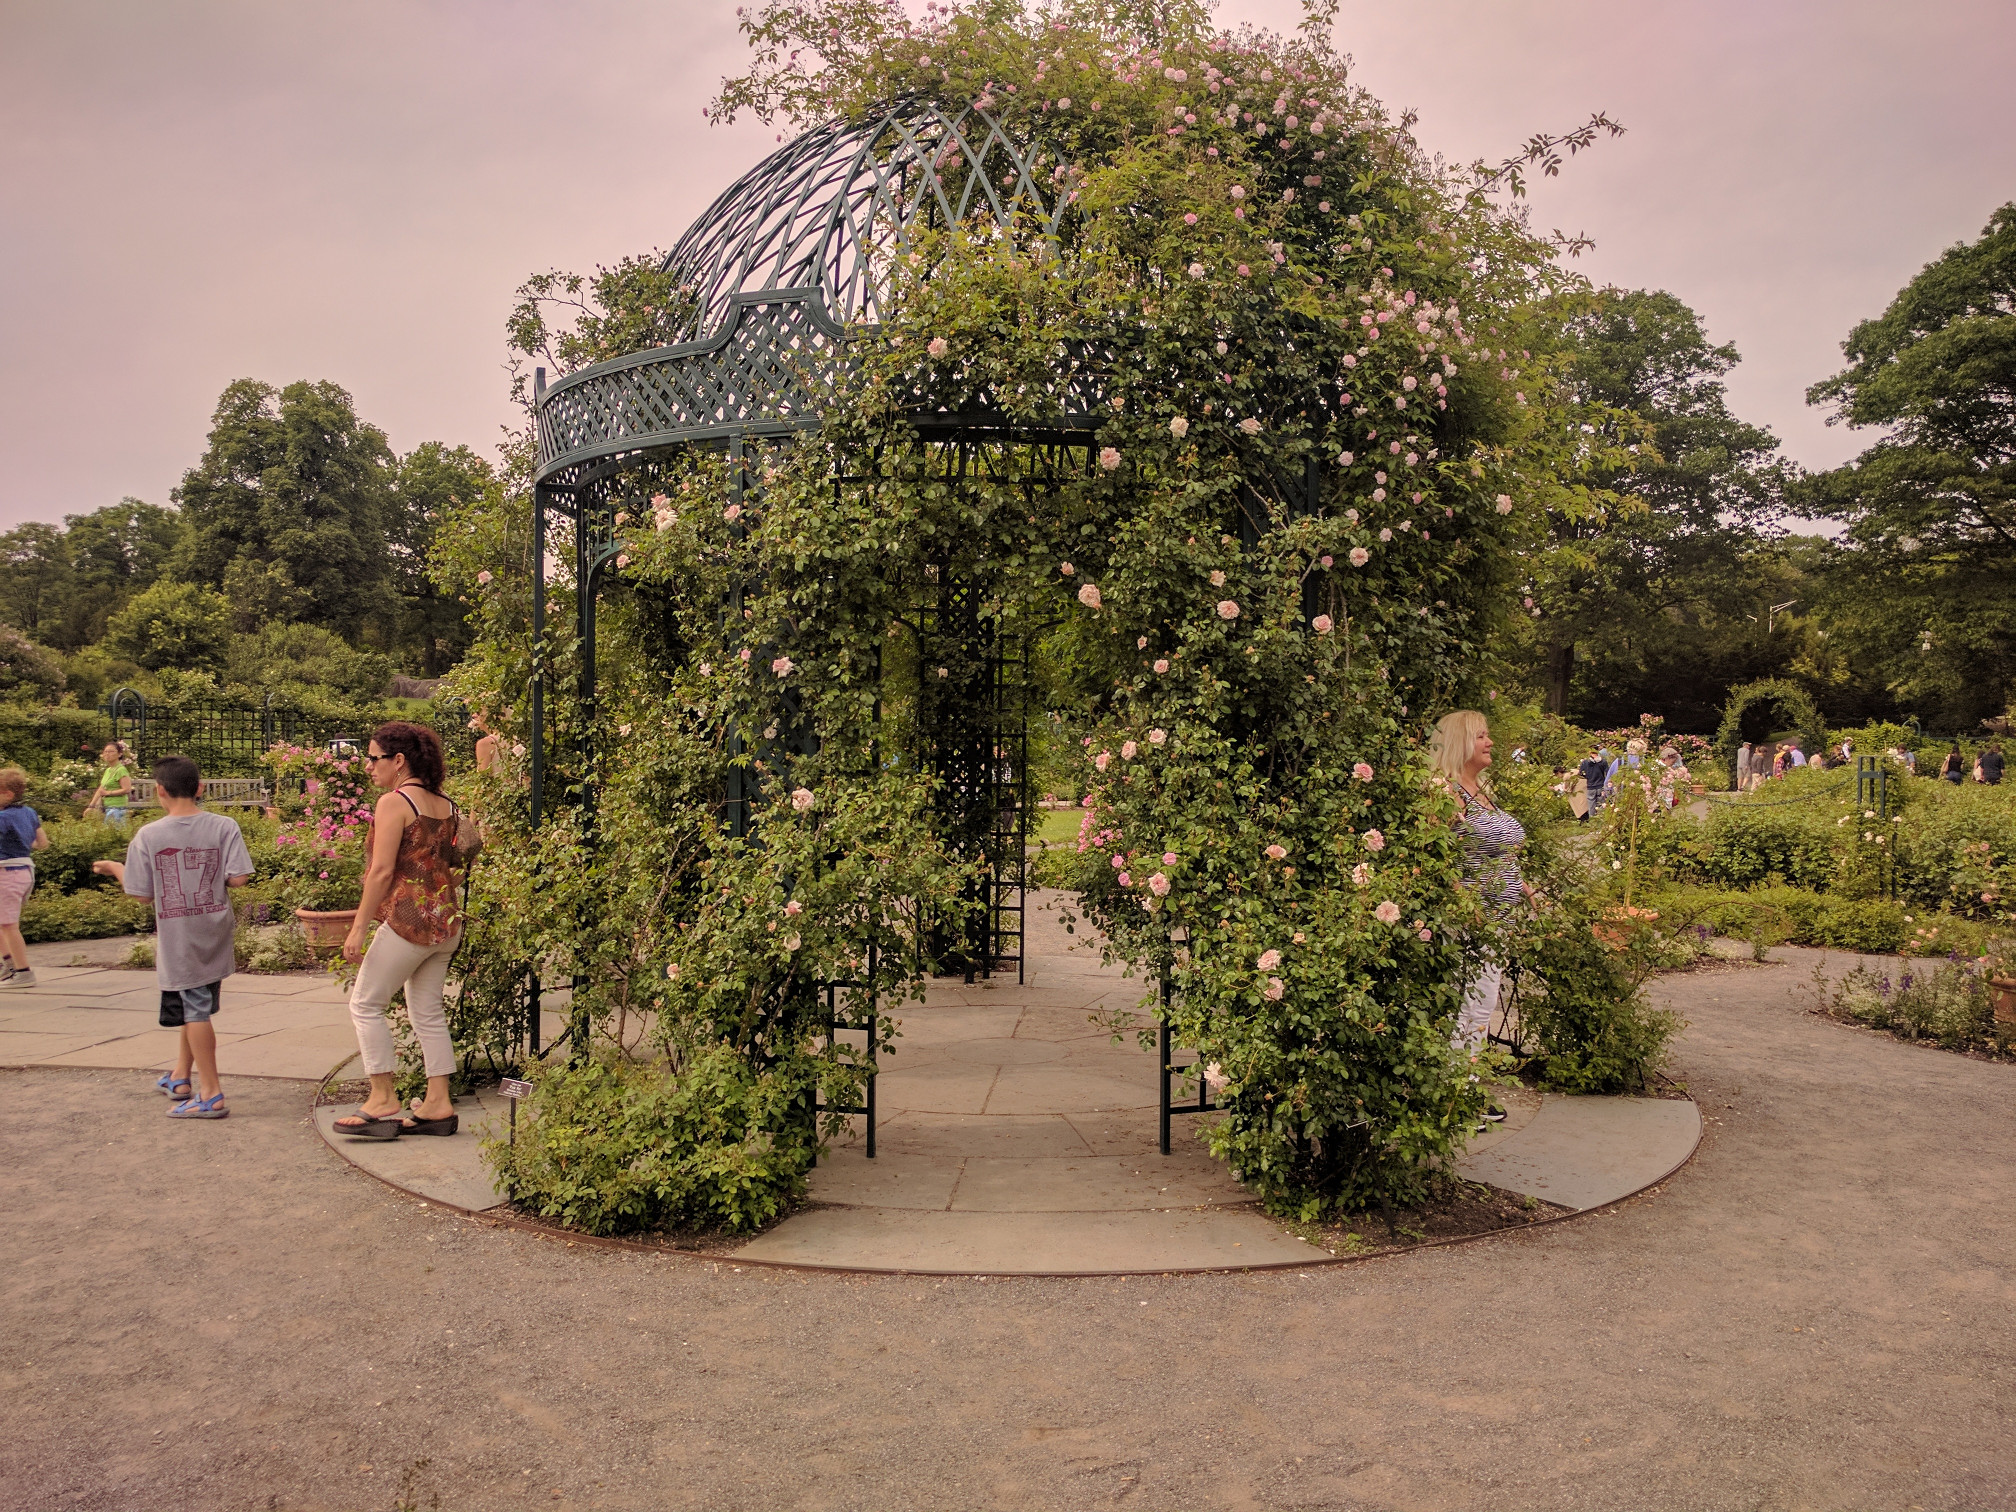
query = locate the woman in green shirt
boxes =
[85,741,133,824]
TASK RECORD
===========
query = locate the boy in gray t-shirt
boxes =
[93,756,254,1120]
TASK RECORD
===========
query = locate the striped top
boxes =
[1457,786,1525,914]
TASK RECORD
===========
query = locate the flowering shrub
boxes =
[437,0,1634,1224]
[261,743,372,913]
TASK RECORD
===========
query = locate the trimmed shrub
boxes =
[484,1047,816,1236]
[20,887,152,943]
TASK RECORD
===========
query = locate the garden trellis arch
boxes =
[528,101,1113,987]
[1715,678,1829,788]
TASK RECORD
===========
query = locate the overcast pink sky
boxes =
[3,0,2011,527]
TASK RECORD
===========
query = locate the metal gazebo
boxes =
[527,102,1103,994]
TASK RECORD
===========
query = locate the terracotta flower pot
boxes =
[295,907,359,948]
[1991,978,2016,1028]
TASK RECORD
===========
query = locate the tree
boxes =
[1804,204,2016,729]
[172,379,397,642]
[104,580,233,673]
[1510,288,1790,727]
[0,524,73,642]
[0,625,67,702]
[389,442,490,675]
[55,499,188,648]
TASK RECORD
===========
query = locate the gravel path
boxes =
[5,957,2013,1511]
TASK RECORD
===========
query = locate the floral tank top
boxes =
[376,789,463,946]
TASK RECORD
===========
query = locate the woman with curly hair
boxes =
[332,722,470,1140]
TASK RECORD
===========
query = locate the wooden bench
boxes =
[130,777,271,810]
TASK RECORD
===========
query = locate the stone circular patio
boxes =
[312,892,1702,1273]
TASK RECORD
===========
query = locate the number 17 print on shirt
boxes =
[152,846,226,919]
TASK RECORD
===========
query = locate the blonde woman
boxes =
[1429,711,1529,1065]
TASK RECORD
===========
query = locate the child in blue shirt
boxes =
[0,767,50,988]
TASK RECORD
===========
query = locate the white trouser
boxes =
[1455,959,1504,1050]
[348,922,461,1077]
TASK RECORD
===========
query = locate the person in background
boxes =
[1654,744,1691,810]
[1784,740,1806,769]
[472,709,501,775]
[1942,745,1965,784]
[1579,747,1609,817]
[83,741,134,825]
[0,768,50,988]
[91,756,255,1118]
[1982,744,2005,786]
[1736,741,1754,791]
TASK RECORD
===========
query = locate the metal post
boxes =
[1159,1015,1173,1157]
[528,481,548,1058]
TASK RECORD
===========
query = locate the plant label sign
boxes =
[500,1078,533,1101]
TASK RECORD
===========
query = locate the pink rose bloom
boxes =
[1099,447,1122,471]
[1353,762,1374,782]
[1060,561,1076,576]
[1170,417,1189,438]
[1078,584,1103,609]
[1320,555,1333,567]
[1312,614,1333,634]
[1352,863,1372,886]
[1120,740,1138,760]
[1496,495,1513,514]
[771,656,795,676]
[1349,547,1370,567]
[476,570,493,585]
[790,788,815,811]
[1210,570,1226,587]
[784,932,802,952]
[1153,659,1170,674]
[1239,417,1261,436]
[1379,528,1392,542]
[724,504,742,521]
[927,337,949,358]
[1094,751,1112,772]
[1216,600,1240,620]
[784,899,802,916]
[1365,829,1386,851]
[1148,729,1166,745]
[1374,900,1402,924]
[1263,976,1285,1001]
[665,963,679,980]
[1162,851,1178,865]
[1265,844,1287,861]
[1117,872,1132,887]
[1417,928,1433,941]
[1257,948,1281,971]
[1110,853,1125,870]
[738,648,752,662]
[1148,872,1170,897]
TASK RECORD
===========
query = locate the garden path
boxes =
[9,949,2015,1509]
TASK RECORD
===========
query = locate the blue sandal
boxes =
[167,1092,228,1120]
[156,1073,192,1098]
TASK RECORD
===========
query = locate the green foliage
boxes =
[1511,907,1684,1092]
[173,378,399,642]
[483,1047,814,1237]
[20,886,153,943]
[1802,204,2016,730]
[1507,288,1791,725]
[0,625,67,702]
[105,580,233,672]
[0,706,118,775]
[225,622,394,701]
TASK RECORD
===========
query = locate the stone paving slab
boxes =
[312,1088,512,1213]
[1454,1092,1701,1211]
[732,1204,1317,1274]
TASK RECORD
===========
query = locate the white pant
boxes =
[1455,960,1503,1050]
[348,922,461,1078]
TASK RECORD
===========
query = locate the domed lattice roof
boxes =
[664,102,1067,336]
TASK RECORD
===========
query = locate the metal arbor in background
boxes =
[528,103,1098,1056]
